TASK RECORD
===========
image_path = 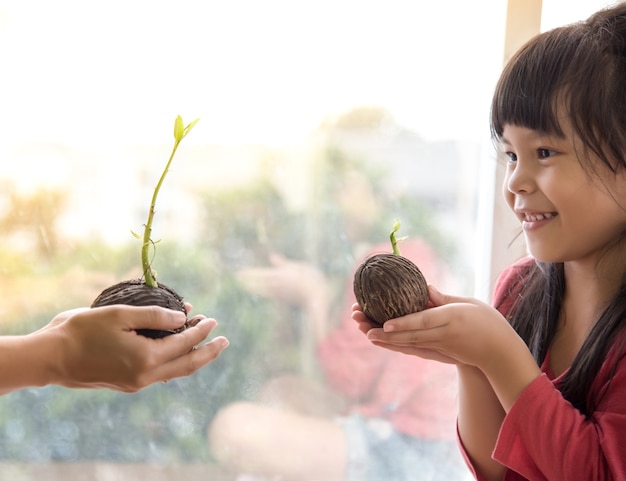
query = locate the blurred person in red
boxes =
[208,167,467,481]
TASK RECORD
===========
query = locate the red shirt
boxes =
[317,239,459,441]
[461,257,626,480]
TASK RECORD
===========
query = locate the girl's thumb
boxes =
[427,284,458,307]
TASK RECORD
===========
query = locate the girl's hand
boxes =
[353,285,540,410]
[352,285,521,368]
[351,301,459,365]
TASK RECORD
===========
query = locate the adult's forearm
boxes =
[0,332,56,394]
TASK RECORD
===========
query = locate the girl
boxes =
[353,3,626,480]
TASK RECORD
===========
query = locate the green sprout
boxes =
[390,219,408,255]
[134,115,199,287]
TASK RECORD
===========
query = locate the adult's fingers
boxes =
[153,318,221,363]
[166,336,229,382]
[148,321,229,383]
[100,305,188,332]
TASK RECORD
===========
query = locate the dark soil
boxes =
[353,253,428,326]
[91,279,190,338]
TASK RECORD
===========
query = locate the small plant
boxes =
[91,115,199,338]
[353,220,428,326]
[138,115,199,287]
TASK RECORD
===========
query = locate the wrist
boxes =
[0,331,58,393]
[28,329,64,387]
[480,339,541,412]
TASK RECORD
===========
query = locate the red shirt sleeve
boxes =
[461,257,626,480]
[494,350,626,480]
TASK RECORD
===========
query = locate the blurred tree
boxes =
[0,184,66,259]
[313,106,457,265]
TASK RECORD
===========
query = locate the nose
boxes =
[505,158,535,195]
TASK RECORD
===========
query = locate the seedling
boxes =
[91,116,199,338]
[353,220,428,326]
[134,115,199,287]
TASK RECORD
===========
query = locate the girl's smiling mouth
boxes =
[518,211,558,230]
[523,212,557,222]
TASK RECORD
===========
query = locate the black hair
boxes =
[490,2,626,416]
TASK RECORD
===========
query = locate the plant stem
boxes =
[390,219,407,256]
[141,115,199,287]
[142,141,181,287]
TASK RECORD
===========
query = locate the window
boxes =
[0,1,612,479]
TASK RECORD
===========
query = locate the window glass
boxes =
[0,0,604,479]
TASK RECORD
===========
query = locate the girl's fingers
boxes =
[351,306,378,334]
[383,290,483,333]
[382,308,442,333]
[427,285,473,308]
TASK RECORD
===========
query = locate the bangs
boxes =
[490,26,583,140]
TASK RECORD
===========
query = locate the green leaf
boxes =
[173,115,184,141]
[183,117,200,138]
[131,229,142,240]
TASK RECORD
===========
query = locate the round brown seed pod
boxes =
[353,253,428,326]
[91,279,189,338]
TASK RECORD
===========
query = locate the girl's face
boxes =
[501,122,626,265]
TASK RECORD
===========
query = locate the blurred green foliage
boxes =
[0,143,460,462]
[0,180,305,462]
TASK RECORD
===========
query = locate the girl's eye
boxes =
[537,148,557,159]
[505,151,517,163]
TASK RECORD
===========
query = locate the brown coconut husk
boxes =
[91,279,190,338]
[353,253,428,327]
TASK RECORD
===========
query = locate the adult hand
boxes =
[40,305,229,392]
